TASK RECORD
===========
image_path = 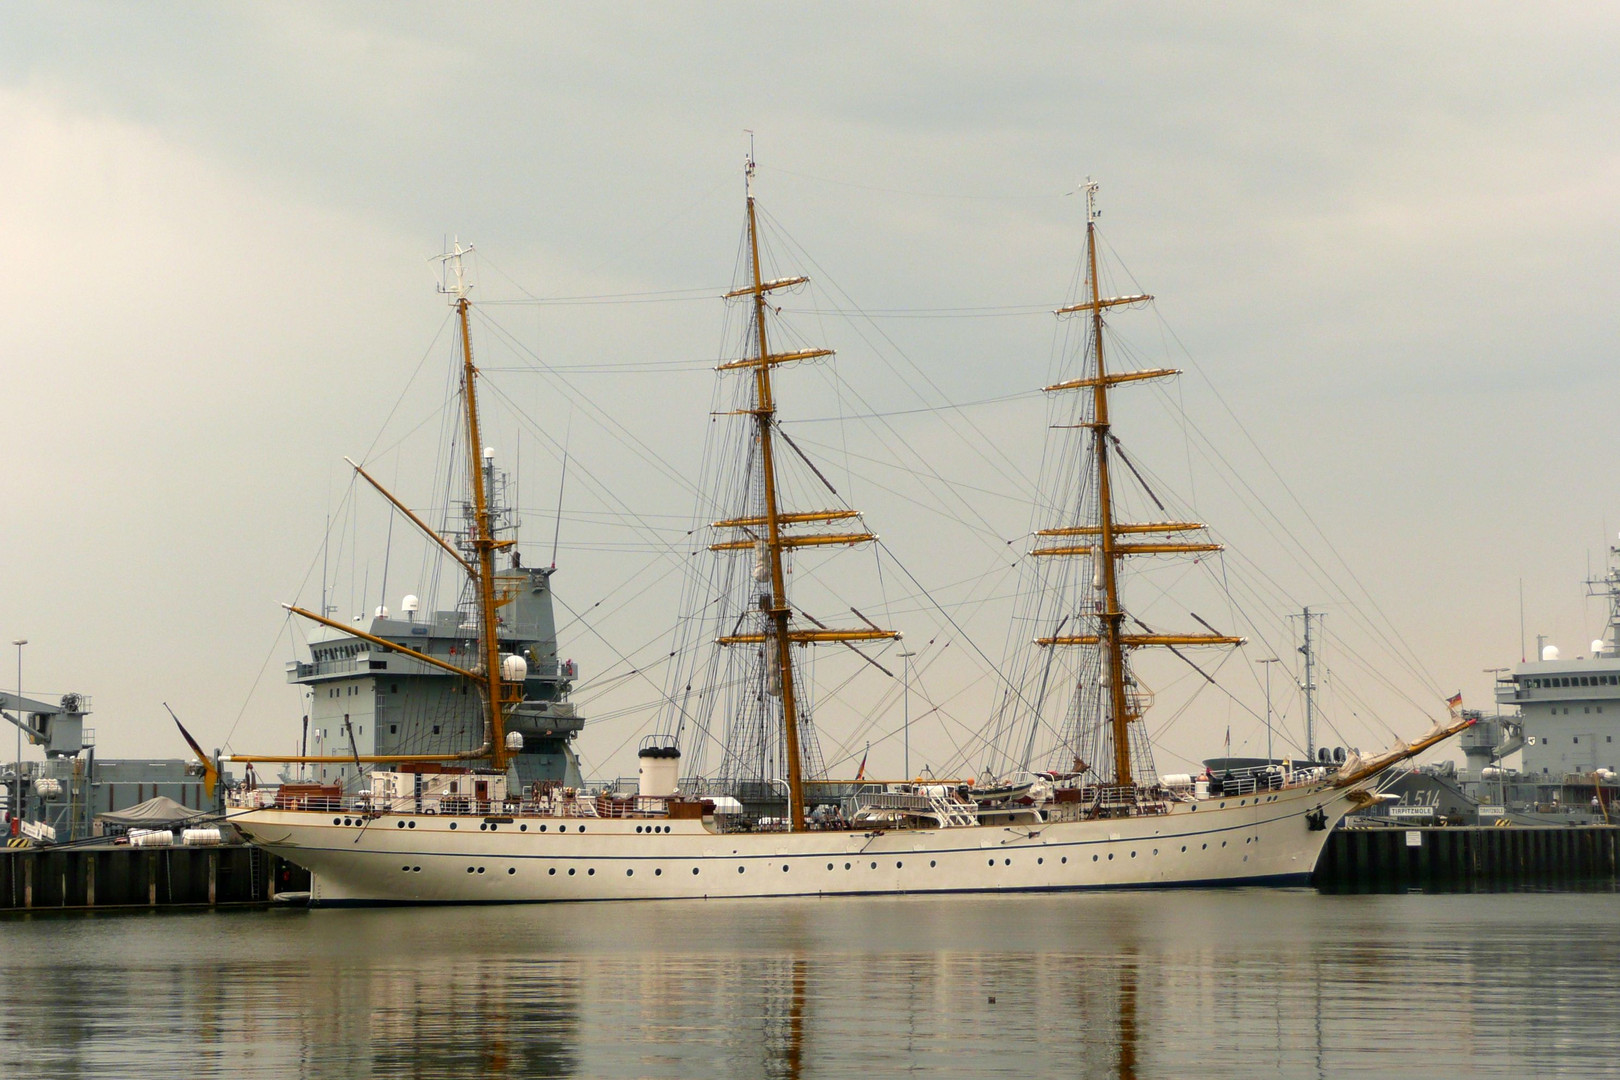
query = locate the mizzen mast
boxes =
[1034,181,1240,793]
[711,154,897,830]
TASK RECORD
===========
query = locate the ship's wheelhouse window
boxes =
[389,725,397,735]
[432,725,440,735]
[391,683,398,693]
[1574,736,1580,743]
[1582,677,1591,686]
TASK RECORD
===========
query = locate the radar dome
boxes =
[501,654,528,682]
[374,606,389,619]
[401,594,420,614]
[504,730,525,752]
[483,446,495,460]
[1595,640,1608,656]
[1542,644,1561,661]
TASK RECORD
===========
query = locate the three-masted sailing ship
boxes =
[224,166,1470,905]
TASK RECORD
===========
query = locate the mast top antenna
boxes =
[744,131,756,199]
[1084,177,1100,225]
[435,239,474,302]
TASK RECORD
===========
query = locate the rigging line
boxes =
[1150,310,1442,694]
[779,307,1058,320]
[551,591,688,718]
[222,611,301,753]
[774,425,840,497]
[1140,392,1439,698]
[471,309,702,498]
[781,390,1040,424]
[761,164,1071,202]
[754,207,1038,502]
[473,176,733,301]
[480,293,726,307]
[1108,436,1168,514]
[360,311,455,464]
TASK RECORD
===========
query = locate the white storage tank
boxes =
[181,828,222,846]
[637,741,681,798]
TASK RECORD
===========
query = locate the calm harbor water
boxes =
[2,888,1617,1079]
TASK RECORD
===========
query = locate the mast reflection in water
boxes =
[2,889,1618,1078]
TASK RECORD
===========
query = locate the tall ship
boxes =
[225,166,1469,904]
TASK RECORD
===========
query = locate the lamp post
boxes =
[12,639,25,823]
[1259,657,1281,764]
[900,651,916,781]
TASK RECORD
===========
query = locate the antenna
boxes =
[434,239,474,302]
[1084,176,1100,224]
[550,413,572,570]
[744,130,756,197]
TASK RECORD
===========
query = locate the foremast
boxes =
[232,243,519,773]
[1034,181,1240,795]
[710,154,898,830]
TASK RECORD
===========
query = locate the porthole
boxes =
[1201,843,1208,850]
[782,865,789,872]
[587,868,595,876]
[579,826,587,833]
[466,867,475,874]
[412,866,420,872]
[870,861,877,869]
[479,823,487,832]
[1060,857,1067,864]
[692,867,699,875]
[1003,858,1011,866]
[1037,857,1044,865]
[396,821,405,829]
[1093,855,1099,862]
[557,825,566,833]
[520,824,527,832]
[476,867,485,875]
[627,869,634,877]
[1221,841,1227,848]
[738,866,745,874]
[896,861,903,869]
[988,859,995,867]
[844,862,852,870]
[333,817,342,826]
[548,868,556,876]
[929,860,937,868]
[568,868,576,876]
[449,822,458,831]
[1107,853,1114,861]
[655,868,662,876]
[636,826,643,834]
[828,863,835,870]
[1130,851,1137,859]
[539,825,547,832]
[489,823,498,831]
[507,868,516,876]
[401,865,411,872]
[1180,846,1187,853]
[408,821,416,829]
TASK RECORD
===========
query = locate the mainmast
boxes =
[711,154,897,829]
[1033,181,1240,793]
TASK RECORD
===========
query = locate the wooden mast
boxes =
[1035,181,1242,793]
[714,154,897,830]
[1082,183,1138,788]
[456,282,512,773]
[745,156,807,830]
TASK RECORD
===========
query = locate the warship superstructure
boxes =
[1357,540,1620,826]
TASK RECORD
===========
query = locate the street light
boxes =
[1258,657,1281,764]
[899,651,917,781]
[12,639,25,824]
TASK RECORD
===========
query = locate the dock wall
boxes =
[0,845,310,911]
[1314,825,1620,892]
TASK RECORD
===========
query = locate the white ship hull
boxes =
[231,780,1360,906]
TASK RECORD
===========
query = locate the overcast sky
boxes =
[2,3,1617,777]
